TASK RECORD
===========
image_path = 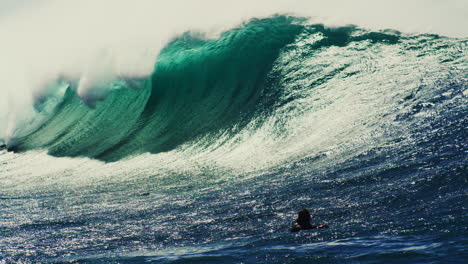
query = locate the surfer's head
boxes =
[296,209,312,226]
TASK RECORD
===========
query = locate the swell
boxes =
[8,15,466,163]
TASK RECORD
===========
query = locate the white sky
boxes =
[1,0,467,36]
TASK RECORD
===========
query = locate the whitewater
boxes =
[0,1,467,263]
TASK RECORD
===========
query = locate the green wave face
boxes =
[15,80,151,159]
[10,16,466,163]
[13,16,304,161]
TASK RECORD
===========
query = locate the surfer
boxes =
[290,209,329,232]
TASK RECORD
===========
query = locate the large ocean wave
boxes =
[7,16,466,165]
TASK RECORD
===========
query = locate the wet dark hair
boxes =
[296,209,312,227]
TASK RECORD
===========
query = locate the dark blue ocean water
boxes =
[1,104,466,263]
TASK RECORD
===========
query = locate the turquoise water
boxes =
[0,16,467,263]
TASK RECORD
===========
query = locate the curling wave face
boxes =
[8,16,466,167]
[8,16,304,162]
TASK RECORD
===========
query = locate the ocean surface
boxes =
[0,16,467,263]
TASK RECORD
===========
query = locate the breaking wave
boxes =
[5,16,467,166]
